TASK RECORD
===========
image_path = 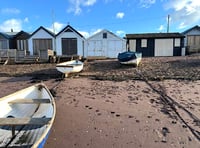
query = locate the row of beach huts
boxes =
[0,24,200,64]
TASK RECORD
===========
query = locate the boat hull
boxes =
[118,51,142,66]
[0,83,56,148]
[56,60,83,77]
[38,130,50,148]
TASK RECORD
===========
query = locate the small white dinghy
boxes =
[56,60,84,77]
[0,83,56,148]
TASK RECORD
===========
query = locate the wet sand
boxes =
[0,55,200,148]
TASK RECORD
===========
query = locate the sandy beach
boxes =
[0,55,200,148]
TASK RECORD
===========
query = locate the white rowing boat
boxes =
[0,83,56,148]
[56,60,84,77]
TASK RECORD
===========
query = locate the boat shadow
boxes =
[0,68,62,83]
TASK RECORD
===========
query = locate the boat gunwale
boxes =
[0,83,56,148]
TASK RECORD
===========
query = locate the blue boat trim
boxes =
[38,130,51,148]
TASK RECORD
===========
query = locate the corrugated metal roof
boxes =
[126,32,185,39]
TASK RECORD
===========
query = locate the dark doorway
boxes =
[62,38,77,55]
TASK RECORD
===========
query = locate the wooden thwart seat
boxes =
[9,99,51,104]
[56,63,82,68]
[56,65,74,68]
[0,117,51,136]
[0,117,51,126]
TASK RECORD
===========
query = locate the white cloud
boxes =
[54,22,65,33]
[78,31,90,38]
[178,22,187,29]
[116,30,125,37]
[158,25,165,32]
[164,0,200,29]
[84,0,97,6]
[1,8,20,14]
[90,29,102,35]
[140,0,156,8]
[67,0,97,15]
[48,22,65,34]
[116,12,125,19]
[79,28,102,38]
[24,17,29,23]
[47,22,102,38]
[0,19,22,32]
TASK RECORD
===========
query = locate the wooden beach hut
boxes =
[126,33,185,57]
[55,25,85,60]
[182,25,200,54]
[28,26,55,62]
[86,29,126,58]
[13,31,30,61]
[0,31,17,64]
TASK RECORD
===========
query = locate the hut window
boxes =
[17,40,28,50]
[129,39,136,51]
[0,39,8,49]
[103,33,107,39]
[141,39,147,48]
[174,38,180,47]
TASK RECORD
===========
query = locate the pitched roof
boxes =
[0,32,18,39]
[56,25,84,38]
[30,26,55,38]
[14,31,30,39]
[0,32,12,39]
[87,29,125,41]
[126,32,185,39]
[182,25,200,34]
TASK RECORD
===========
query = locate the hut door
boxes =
[62,38,77,55]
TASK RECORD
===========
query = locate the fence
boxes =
[0,49,16,58]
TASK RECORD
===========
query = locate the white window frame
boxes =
[174,38,180,47]
[141,39,147,48]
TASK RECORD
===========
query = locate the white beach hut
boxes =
[86,29,126,58]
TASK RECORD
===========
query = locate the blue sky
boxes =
[0,0,200,38]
